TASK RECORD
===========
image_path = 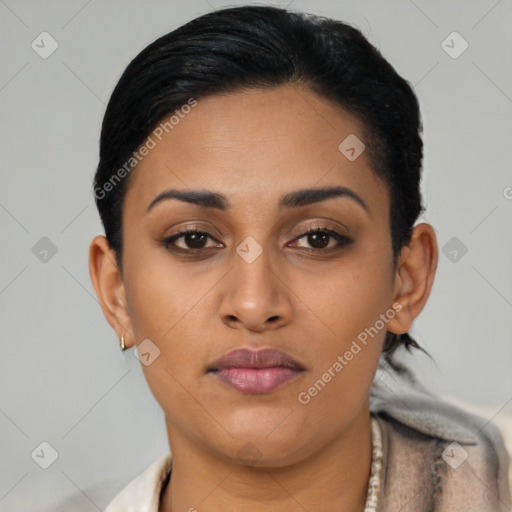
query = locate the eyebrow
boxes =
[146,186,369,213]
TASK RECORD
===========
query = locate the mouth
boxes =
[207,347,306,395]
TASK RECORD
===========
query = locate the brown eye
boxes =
[293,227,353,253]
[306,230,330,249]
[162,229,219,251]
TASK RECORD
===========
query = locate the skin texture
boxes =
[89,83,438,512]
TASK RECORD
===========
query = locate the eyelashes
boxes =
[162,228,218,252]
[292,227,353,252]
[161,226,354,255]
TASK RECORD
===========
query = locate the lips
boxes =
[208,347,305,372]
[207,348,306,394]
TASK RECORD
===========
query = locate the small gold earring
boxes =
[120,334,127,351]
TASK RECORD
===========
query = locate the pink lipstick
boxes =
[207,347,305,394]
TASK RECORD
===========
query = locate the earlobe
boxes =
[88,235,133,348]
[386,223,438,335]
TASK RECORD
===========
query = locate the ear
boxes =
[89,235,134,349]
[386,223,438,335]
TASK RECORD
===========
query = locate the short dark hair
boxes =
[93,5,430,363]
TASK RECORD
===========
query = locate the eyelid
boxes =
[162,227,222,251]
[290,226,353,252]
[292,219,350,236]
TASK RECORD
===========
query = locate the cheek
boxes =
[294,257,392,439]
[304,245,394,349]
[124,264,173,340]
[122,263,206,418]
[122,252,219,377]
[123,244,204,340]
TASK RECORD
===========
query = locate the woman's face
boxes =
[117,84,401,465]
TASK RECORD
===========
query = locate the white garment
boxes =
[105,452,171,512]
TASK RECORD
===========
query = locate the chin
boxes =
[210,420,311,466]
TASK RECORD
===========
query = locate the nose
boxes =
[219,243,292,333]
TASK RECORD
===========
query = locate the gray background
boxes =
[1,0,511,510]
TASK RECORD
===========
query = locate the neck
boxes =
[160,400,372,512]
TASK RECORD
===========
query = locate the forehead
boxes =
[124,84,388,217]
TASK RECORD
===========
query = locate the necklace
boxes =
[363,415,384,511]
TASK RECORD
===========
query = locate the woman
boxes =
[89,5,511,511]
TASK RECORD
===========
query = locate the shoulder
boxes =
[370,357,511,511]
[104,453,172,512]
[39,453,172,512]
